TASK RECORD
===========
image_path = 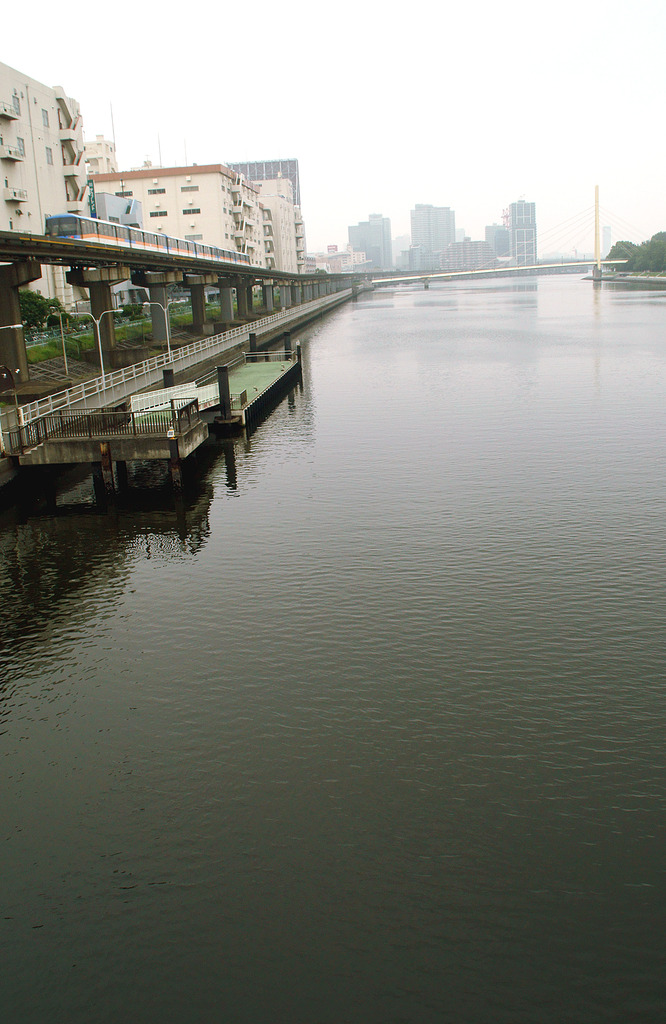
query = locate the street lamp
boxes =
[76,310,114,380]
[49,306,69,377]
[143,299,173,361]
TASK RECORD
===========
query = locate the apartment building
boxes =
[84,135,117,175]
[0,60,89,301]
[92,163,268,267]
[252,177,301,273]
[410,204,456,270]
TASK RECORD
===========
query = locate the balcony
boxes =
[59,126,78,143]
[0,100,19,120]
[0,144,23,161]
[3,186,28,202]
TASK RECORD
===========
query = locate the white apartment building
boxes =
[92,163,268,268]
[84,135,117,175]
[252,178,300,273]
[0,60,89,302]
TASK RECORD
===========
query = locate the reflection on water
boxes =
[2,277,666,1024]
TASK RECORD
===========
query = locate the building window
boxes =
[180,185,199,192]
[42,109,49,127]
[12,95,20,115]
[185,234,203,240]
[115,190,133,197]
[16,137,25,156]
[147,187,165,194]
[45,147,53,165]
[149,210,168,218]
[183,208,201,215]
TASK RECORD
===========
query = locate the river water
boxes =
[1,276,665,1023]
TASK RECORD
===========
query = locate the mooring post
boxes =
[284,332,292,358]
[249,332,257,354]
[169,437,183,491]
[296,343,302,363]
[100,441,115,495]
[216,365,231,419]
[163,367,175,388]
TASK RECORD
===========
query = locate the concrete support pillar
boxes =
[217,365,231,419]
[89,282,118,359]
[245,286,254,316]
[189,283,206,331]
[218,283,234,322]
[236,284,249,318]
[262,284,274,312]
[280,285,291,309]
[148,284,169,342]
[0,260,42,379]
[116,460,129,491]
[67,265,130,369]
[291,283,301,305]
[163,367,175,388]
[92,463,106,506]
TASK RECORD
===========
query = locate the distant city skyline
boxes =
[6,0,665,254]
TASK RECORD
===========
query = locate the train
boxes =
[44,214,251,268]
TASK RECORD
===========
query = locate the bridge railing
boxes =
[14,290,350,427]
[5,398,201,455]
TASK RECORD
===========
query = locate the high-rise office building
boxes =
[602,225,612,258]
[509,200,537,265]
[485,223,510,257]
[410,204,456,271]
[348,213,392,270]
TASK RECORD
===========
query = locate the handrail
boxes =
[16,289,350,426]
[5,399,201,455]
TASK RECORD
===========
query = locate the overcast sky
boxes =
[7,0,664,253]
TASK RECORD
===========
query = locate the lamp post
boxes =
[143,299,173,361]
[49,306,69,377]
[77,309,114,380]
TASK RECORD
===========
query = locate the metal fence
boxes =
[14,290,351,425]
[6,399,200,455]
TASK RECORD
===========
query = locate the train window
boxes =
[46,216,79,237]
[157,233,168,247]
[130,229,142,244]
[117,225,130,242]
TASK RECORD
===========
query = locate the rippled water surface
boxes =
[2,278,666,1023]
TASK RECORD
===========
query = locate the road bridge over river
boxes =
[368,259,627,289]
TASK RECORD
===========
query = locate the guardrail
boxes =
[14,289,350,426]
[6,399,200,456]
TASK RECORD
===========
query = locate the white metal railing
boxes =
[14,289,350,426]
[131,382,218,414]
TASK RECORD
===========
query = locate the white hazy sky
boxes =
[6,0,665,253]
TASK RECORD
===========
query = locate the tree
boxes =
[19,290,53,330]
[607,234,666,273]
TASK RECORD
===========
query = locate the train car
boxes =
[44,215,251,268]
